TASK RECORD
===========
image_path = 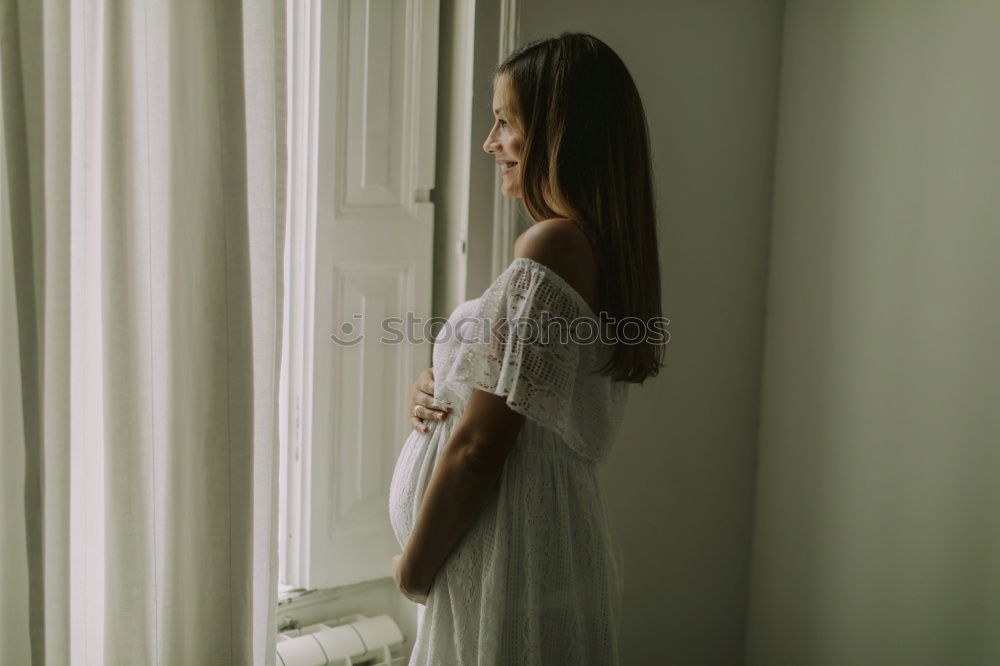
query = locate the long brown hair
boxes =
[494,32,665,384]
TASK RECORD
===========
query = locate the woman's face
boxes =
[482,75,523,198]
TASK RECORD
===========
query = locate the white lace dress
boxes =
[388,257,630,665]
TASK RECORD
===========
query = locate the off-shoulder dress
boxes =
[388,257,630,665]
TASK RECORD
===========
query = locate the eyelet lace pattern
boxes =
[388,257,630,665]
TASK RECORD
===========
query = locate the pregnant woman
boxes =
[388,31,664,665]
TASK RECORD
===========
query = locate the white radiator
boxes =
[276,613,407,666]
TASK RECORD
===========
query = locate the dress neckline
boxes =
[507,257,599,319]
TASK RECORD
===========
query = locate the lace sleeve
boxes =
[432,258,589,440]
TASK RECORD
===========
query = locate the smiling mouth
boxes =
[499,161,518,174]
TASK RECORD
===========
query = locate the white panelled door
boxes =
[283,0,439,590]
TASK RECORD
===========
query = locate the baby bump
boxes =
[388,417,452,548]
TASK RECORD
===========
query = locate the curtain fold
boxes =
[1,0,286,664]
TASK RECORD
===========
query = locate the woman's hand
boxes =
[408,367,451,433]
[392,554,429,605]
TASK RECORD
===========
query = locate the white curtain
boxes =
[1,1,286,664]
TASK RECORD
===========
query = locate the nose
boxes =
[483,127,499,154]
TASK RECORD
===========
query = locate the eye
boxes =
[498,118,508,128]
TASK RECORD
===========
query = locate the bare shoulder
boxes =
[513,219,599,312]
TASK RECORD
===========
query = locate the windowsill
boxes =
[278,582,310,605]
[275,578,416,659]
[277,577,394,611]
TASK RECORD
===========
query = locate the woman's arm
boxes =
[398,388,526,594]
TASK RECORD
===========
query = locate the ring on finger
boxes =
[413,405,420,418]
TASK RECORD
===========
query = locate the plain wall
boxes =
[745,2,1000,665]
[513,2,784,664]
